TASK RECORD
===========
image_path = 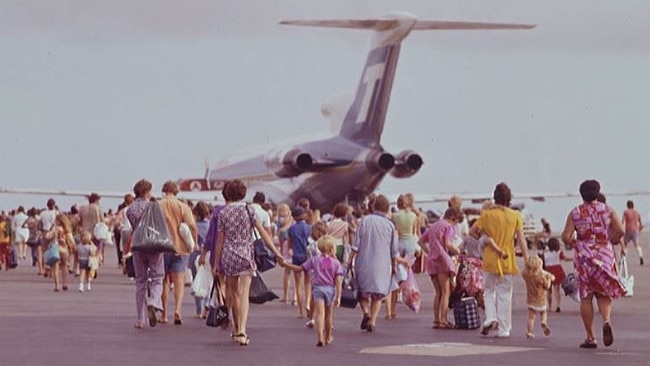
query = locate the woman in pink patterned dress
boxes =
[561,179,625,349]
[418,207,462,329]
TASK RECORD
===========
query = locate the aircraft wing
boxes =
[0,187,222,204]
[383,190,650,205]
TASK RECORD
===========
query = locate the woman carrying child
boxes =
[283,235,344,347]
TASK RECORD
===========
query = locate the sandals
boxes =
[438,322,455,329]
[360,313,370,330]
[525,332,535,339]
[134,323,144,330]
[174,312,182,325]
[602,322,613,347]
[541,323,551,336]
[234,333,250,346]
[579,339,597,349]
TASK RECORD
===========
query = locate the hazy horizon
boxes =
[2,0,650,229]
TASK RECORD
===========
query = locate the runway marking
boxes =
[360,342,540,357]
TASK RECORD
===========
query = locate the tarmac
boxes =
[1,236,649,366]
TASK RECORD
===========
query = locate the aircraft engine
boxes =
[365,151,395,173]
[274,149,314,177]
[390,150,423,178]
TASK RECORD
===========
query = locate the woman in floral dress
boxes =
[213,180,284,345]
[561,179,625,349]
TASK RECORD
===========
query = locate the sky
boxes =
[1,0,650,230]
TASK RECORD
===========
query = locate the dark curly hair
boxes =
[225,179,247,202]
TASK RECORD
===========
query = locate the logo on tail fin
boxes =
[340,45,397,147]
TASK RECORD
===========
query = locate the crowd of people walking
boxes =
[0,179,637,350]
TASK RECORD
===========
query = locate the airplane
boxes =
[172,12,537,212]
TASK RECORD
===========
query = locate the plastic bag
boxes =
[131,202,175,253]
[179,222,196,252]
[93,222,111,241]
[561,272,580,303]
[400,267,421,313]
[248,273,279,304]
[192,262,213,298]
[618,256,634,297]
[44,242,60,267]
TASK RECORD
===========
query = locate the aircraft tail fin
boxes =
[281,13,534,148]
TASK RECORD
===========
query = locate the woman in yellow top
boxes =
[469,183,529,338]
[44,214,76,291]
[385,194,420,319]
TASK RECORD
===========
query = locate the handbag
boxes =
[618,256,634,297]
[205,276,230,328]
[248,272,279,304]
[340,268,358,309]
[44,242,60,267]
[248,206,276,272]
[131,202,175,253]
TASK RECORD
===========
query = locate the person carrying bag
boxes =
[206,275,230,328]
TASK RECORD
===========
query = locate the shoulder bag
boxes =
[248,206,276,272]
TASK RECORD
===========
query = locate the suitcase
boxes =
[453,296,480,329]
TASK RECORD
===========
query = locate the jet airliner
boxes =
[175,12,535,211]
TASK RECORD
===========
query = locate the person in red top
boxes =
[621,200,644,265]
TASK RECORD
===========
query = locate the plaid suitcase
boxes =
[453,297,480,329]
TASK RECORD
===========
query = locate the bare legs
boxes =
[359,297,382,330]
[431,273,451,326]
[282,268,296,304]
[580,294,612,342]
[313,301,334,346]
[293,271,306,317]
[526,308,549,337]
[227,275,252,344]
[548,284,561,311]
[385,289,398,319]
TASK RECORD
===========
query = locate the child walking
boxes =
[304,221,327,328]
[76,231,97,292]
[287,206,312,319]
[283,235,343,347]
[542,237,572,312]
[521,256,555,338]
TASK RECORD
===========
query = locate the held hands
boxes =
[333,297,341,308]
